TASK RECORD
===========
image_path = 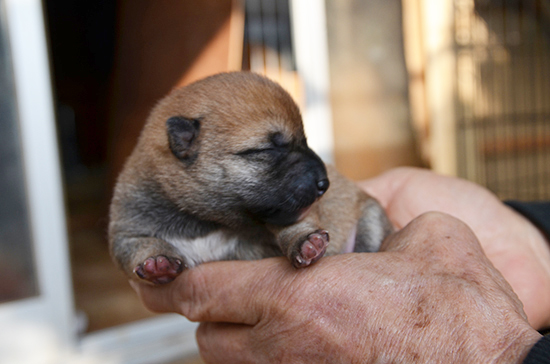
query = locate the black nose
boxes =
[316,178,330,196]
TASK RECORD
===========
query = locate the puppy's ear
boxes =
[166,116,200,160]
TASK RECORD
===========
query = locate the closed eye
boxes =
[235,148,275,156]
[235,143,291,163]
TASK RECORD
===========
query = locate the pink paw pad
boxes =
[134,255,185,284]
[294,230,329,268]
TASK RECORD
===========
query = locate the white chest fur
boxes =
[166,230,240,267]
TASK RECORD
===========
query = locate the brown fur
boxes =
[109,72,393,284]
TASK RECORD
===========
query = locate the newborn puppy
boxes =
[109,72,393,284]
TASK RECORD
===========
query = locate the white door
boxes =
[0,1,197,363]
[0,0,76,362]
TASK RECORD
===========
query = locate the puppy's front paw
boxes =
[134,255,186,284]
[293,230,329,268]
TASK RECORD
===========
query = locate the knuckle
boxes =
[407,212,482,265]
[174,268,211,321]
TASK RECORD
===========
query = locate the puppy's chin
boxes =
[296,205,313,221]
[258,205,313,226]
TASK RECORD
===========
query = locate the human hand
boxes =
[359,167,550,329]
[132,212,541,364]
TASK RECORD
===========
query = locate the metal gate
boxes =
[455,0,550,200]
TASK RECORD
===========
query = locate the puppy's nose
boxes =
[316,178,330,196]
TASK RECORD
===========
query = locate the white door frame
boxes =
[290,0,334,163]
[0,1,198,363]
[1,0,76,362]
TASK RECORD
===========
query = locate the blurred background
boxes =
[1,0,548,363]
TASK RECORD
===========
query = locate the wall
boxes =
[326,0,422,180]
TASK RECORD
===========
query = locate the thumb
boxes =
[130,257,291,325]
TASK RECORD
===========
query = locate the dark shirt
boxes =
[522,335,550,364]
[505,201,550,364]
[506,201,550,240]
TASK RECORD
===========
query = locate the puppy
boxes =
[109,72,393,284]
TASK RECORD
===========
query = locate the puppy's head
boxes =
[138,72,329,227]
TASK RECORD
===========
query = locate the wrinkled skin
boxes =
[359,167,550,330]
[131,168,550,363]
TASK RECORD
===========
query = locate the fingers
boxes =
[357,167,424,207]
[131,257,293,324]
[129,279,177,313]
[196,323,254,364]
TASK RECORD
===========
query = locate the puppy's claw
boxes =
[134,255,186,284]
[293,230,329,268]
